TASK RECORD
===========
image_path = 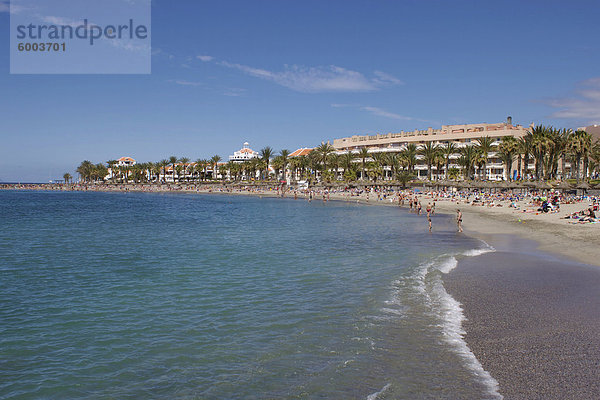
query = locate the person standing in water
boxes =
[456,209,463,232]
[427,210,432,232]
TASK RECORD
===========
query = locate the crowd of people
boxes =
[2,182,599,227]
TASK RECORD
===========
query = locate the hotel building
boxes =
[332,118,530,180]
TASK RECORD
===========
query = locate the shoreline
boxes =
[9,182,597,266]
[5,183,600,398]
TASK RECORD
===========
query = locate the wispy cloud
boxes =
[360,106,414,121]
[41,15,84,26]
[152,48,175,59]
[331,104,436,124]
[545,77,600,124]
[108,39,150,53]
[221,62,379,92]
[223,88,247,97]
[1,0,30,14]
[203,58,401,93]
[373,71,404,86]
[169,79,203,87]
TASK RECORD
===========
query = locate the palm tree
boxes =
[358,148,370,180]
[340,152,356,178]
[151,162,162,183]
[63,173,72,184]
[210,155,222,180]
[474,136,495,180]
[433,151,445,181]
[517,135,532,180]
[168,156,178,183]
[179,157,190,182]
[259,147,273,180]
[76,160,94,182]
[528,125,553,180]
[92,163,108,182]
[418,142,439,180]
[388,152,402,181]
[328,153,341,180]
[158,159,168,183]
[458,146,478,180]
[279,149,290,182]
[400,144,418,174]
[397,170,414,188]
[557,128,573,180]
[498,136,518,181]
[370,152,388,181]
[589,140,600,179]
[314,143,335,174]
[441,142,458,178]
[568,130,593,183]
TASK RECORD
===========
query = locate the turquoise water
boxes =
[1,191,498,399]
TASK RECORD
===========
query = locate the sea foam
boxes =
[366,383,391,400]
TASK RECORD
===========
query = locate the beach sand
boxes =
[444,238,600,399]
[432,198,600,267]
[429,202,600,399]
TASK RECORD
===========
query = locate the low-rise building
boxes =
[229,142,259,163]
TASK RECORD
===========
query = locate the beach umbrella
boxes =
[536,181,552,190]
[523,181,536,188]
[577,182,590,194]
[554,181,572,190]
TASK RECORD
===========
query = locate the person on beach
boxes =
[417,201,422,215]
[427,211,432,232]
[457,209,463,232]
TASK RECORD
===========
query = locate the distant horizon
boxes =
[2,0,600,182]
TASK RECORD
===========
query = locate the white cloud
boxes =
[169,80,203,87]
[41,16,84,26]
[373,71,404,86]
[360,106,414,120]
[108,39,150,53]
[546,77,600,124]
[216,60,401,93]
[223,88,247,97]
[331,104,437,124]
[1,0,30,14]
[197,55,214,62]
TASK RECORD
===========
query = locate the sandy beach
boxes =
[444,239,600,399]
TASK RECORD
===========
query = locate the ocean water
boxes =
[0,191,499,399]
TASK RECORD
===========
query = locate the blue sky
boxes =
[1,0,599,182]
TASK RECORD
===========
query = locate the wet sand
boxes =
[444,235,600,399]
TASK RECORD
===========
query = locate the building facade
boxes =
[229,142,259,163]
[332,119,530,180]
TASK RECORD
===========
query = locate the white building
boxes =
[116,156,136,167]
[229,142,259,163]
